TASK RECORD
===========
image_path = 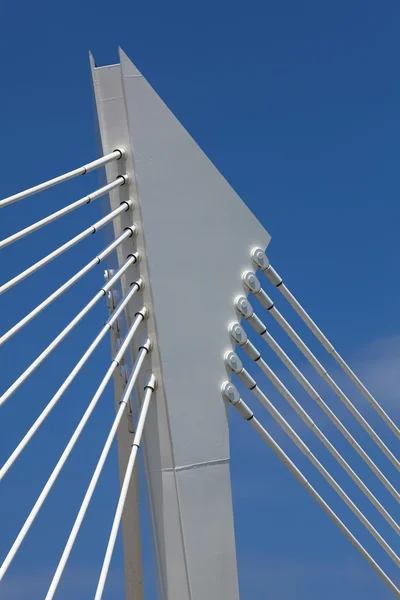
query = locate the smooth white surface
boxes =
[91,57,150,600]
[92,48,271,600]
[117,48,270,600]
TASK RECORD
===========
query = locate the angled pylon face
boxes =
[92,49,270,600]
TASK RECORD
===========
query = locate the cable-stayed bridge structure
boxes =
[0,49,399,599]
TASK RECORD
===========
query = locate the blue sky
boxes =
[0,1,399,598]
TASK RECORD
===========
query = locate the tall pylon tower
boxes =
[90,47,270,600]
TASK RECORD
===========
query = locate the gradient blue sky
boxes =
[0,1,399,598]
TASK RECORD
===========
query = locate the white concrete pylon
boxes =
[91,49,271,600]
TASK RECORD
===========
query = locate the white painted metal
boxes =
[90,57,148,600]
[229,325,399,531]
[0,229,133,346]
[243,273,400,471]
[94,374,156,600]
[91,49,272,600]
[232,301,400,502]
[103,273,144,600]
[225,359,400,567]
[222,383,400,598]
[0,149,124,208]
[0,312,146,581]
[0,178,124,249]
[0,255,138,407]
[0,279,142,480]
[44,341,150,600]
[0,200,132,295]
[252,248,400,439]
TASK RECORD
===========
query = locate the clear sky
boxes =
[0,1,399,599]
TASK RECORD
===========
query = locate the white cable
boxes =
[0,311,146,581]
[222,382,400,599]
[0,200,132,295]
[44,341,151,600]
[0,177,126,249]
[251,249,400,440]
[0,229,134,347]
[228,327,399,531]
[0,255,138,407]
[241,273,400,472]
[0,279,143,480]
[233,302,400,503]
[0,149,125,208]
[94,374,156,600]
[226,359,399,567]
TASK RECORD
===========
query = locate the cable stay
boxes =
[225,354,399,567]
[241,271,400,472]
[0,313,147,581]
[228,322,399,530]
[233,298,399,503]
[0,149,125,208]
[222,382,400,599]
[44,344,152,600]
[0,200,133,295]
[0,228,135,347]
[0,254,139,407]
[93,374,156,600]
[0,176,126,250]
[0,279,143,480]
[251,248,400,440]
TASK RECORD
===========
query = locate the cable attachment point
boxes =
[144,373,157,391]
[229,322,248,346]
[224,351,243,374]
[235,295,254,319]
[124,224,137,237]
[127,251,140,264]
[251,247,269,271]
[114,147,127,160]
[138,338,152,353]
[135,306,149,321]
[242,271,261,293]
[242,271,275,308]
[117,173,130,186]
[221,381,240,405]
[131,276,144,289]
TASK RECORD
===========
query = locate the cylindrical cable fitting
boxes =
[222,381,241,406]
[224,351,243,374]
[237,368,257,390]
[235,296,254,319]
[242,271,261,293]
[229,323,248,346]
[114,147,127,160]
[243,339,261,361]
[251,247,269,271]
[235,399,254,421]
